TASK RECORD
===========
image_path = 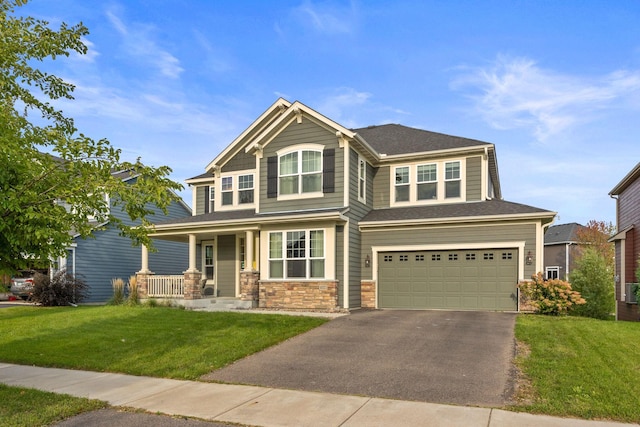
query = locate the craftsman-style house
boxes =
[138,98,556,311]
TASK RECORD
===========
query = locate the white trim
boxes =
[359,212,556,230]
[191,186,198,216]
[215,169,256,211]
[343,220,350,309]
[357,153,367,204]
[275,144,325,200]
[370,241,526,309]
[344,142,351,207]
[389,158,467,207]
[201,240,216,285]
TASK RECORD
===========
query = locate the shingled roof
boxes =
[352,124,491,156]
[544,223,584,245]
[360,199,554,224]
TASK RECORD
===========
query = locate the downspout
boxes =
[565,243,571,280]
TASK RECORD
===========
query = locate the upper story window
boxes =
[391,159,465,206]
[445,161,461,198]
[417,164,437,200]
[217,172,255,209]
[279,150,322,195]
[358,156,367,203]
[395,166,410,202]
[221,176,233,206]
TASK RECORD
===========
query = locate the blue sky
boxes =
[20,0,640,226]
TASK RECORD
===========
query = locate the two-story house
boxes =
[609,162,640,321]
[140,98,556,312]
[543,223,586,280]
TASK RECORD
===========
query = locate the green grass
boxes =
[513,314,640,423]
[0,384,106,427]
[0,305,328,379]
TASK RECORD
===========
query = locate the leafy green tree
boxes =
[569,247,615,319]
[0,0,182,275]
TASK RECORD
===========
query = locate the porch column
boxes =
[245,230,254,271]
[187,233,198,272]
[138,245,152,274]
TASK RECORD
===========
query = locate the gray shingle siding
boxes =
[222,149,255,173]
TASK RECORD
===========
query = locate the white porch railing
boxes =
[147,275,184,298]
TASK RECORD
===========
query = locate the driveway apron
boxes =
[202,310,517,406]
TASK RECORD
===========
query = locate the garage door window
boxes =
[268,230,325,279]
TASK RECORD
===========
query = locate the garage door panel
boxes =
[378,249,518,311]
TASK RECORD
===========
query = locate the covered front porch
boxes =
[139,209,347,311]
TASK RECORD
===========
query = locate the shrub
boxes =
[125,275,139,306]
[109,278,125,305]
[569,247,615,319]
[30,269,89,306]
[519,272,585,315]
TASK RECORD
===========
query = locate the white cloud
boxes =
[315,88,372,127]
[451,55,640,141]
[294,0,353,34]
[105,9,184,79]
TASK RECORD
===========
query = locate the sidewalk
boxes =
[0,363,637,427]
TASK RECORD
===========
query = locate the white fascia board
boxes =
[359,212,557,230]
[377,145,490,162]
[206,98,292,171]
[151,211,348,236]
[185,176,214,185]
[245,101,358,154]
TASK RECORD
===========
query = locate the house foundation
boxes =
[258,280,338,310]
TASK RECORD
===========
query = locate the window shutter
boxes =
[323,148,335,193]
[204,185,210,213]
[267,156,278,198]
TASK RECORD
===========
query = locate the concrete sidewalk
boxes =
[0,363,636,427]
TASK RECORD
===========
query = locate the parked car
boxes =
[10,270,45,300]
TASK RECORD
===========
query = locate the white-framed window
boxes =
[217,171,255,208]
[417,163,437,200]
[445,161,461,198]
[545,266,560,280]
[209,186,215,212]
[358,156,367,203]
[279,150,322,196]
[268,229,325,279]
[390,159,465,206]
[203,242,215,281]
[394,166,410,202]
[238,174,254,204]
[221,176,233,206]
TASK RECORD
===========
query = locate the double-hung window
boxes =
[221,176,233,206]
[445,161,461,198]
[417,164,437,200]
[238,174,254,204]
[279,150,322,195]
[268,230,325,279]
[394,166,410,202]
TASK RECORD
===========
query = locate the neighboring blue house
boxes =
[53,171,191,303]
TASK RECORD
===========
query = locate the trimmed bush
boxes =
[519,272,585,315]
[30,269,89,306]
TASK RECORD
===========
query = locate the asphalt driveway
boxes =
[202,310,517,406]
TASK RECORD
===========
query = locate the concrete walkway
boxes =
[0,363,637,427]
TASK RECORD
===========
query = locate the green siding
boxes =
[372,166,390,209]
[217,235,236,297]
[195,185,206,215]
[466,156,482,201]
[222,149,255,173]
[361,222,539,280]
[335,225,344,307]
[259,118,344,213]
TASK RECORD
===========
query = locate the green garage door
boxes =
[378,249,518,311]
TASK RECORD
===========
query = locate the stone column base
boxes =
[184,271,203,300]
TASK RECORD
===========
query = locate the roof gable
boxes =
[609,162,640,196]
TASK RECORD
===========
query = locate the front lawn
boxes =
[513,314,640,423]
[0,305,328,379]
[0,384,106,427]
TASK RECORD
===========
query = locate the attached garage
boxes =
[377,249,518,311]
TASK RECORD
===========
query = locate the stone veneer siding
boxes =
[258,280,338,310]
[361,280,376,308]
[240,271,260,305]
[183,271,202,300]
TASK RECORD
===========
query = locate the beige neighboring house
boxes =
[138,98,556,312]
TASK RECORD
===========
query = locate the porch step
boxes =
[207,297,253,311]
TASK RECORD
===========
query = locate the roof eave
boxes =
[359,211,557,230]
[609,162,640,196]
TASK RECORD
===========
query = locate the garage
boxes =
[378,249,518,311]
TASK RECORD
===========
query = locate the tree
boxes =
[569,247,615,319]
[574,220,615,271]
[0,0,182,275]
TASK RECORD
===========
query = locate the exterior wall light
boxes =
[526,251,533,265]
[364,255,371,268]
